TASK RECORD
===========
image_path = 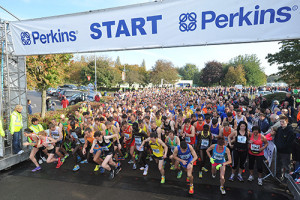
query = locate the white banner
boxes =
[264,141,276,167]
[10,0,300,56]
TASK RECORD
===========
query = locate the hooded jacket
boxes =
[274,124,295,154]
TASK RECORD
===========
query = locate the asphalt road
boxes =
[27,90,62,114]
[0,156,293,200]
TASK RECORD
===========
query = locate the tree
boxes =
[200,61,223,86]
[266,40,300,86]
[115,56,121,67]
[229,54,266,86]
[68,59,88,84]
[26,54,73,118]
[141,59,146,68]
[178,63,199,80]
[151,60,178,85]
[224,65,247,86]
[80,56,121,87]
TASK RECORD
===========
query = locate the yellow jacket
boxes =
[9,111,23,134]
[0,119,5,137]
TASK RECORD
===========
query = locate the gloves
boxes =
[216,164,223,170]
[210,157,215,164]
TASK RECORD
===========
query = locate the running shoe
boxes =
[115,166,122,174]
[140,167,145,170]
[201,167,208,172]
[109,169,115,180]
[94,165,100,172]
[56,158,63,168]
[73,165,80,171]
[133,163,137,170]
[258,178,263,186]
[248,175,254,182]
[177,170,183,179]
[199,171,203,179]
[143,165,148,176]
[128,160,134,164]
[64,154,70,159]
[61,157,66,163]
[237,174,244,182]
[80,159,88,164]
[229,174,235,181]
[170,165,176,170]
[161,176,165,184]
[32,166,41,172]
[135,154,139,160]
[118,156,125,160]
[220,186,226,195]
[100,167,105,173]
[124,152,129,159]
[189,185,194,194]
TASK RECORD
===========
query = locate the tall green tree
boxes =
[200,61,223,86]
[229,54,266,86]
[26,54,73,118]
[266,40,300,86]
[115,56,121,67]
[224,65,247,86]
[151,60,178,85]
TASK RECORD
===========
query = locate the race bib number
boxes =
[250,144,260,152]
[171,146,175,152]
[237,136,246,144]
[213,153,223,161]
[152,149,160,154]
[179,153,191,160]
[124,134,130,139]
[185,137,191,143]
[135,137,142,145]
[201,139,209,148]
[79,138,85,144]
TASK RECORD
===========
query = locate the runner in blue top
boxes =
[206,137,232,195]
[173,141,198,195]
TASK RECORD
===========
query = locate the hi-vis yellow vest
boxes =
[9,111,23,134]
[0,119,5,137]
[29,124,44,134]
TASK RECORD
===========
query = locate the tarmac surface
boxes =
[0,155,294,200]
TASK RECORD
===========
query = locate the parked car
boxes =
[62,84,77,90]
[53,88,63,97]
[60,90,81,100]
[256,91,273,96]
[47,88,56,95]
[78,86,88,90]
[67,93,93,105]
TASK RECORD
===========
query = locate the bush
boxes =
[264,92,287,107]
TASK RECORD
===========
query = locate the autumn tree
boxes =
[26,54,73,118]
[67,56,88,84]
[150,60,179,85]
[266,40,300,86]
[200,61,223,86]
[224,65,247,86]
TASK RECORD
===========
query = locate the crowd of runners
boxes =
[23,87,300,195]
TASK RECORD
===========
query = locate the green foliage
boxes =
[263,92,287,107]
[229,54,266,86]
[224,65,247,86]
[266,40,300,86]
[150,60,179,84]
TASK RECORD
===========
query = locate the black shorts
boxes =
[153,155,164,161]
[48,148,55,154]
[55,140,63,148]
[39,146,46,151]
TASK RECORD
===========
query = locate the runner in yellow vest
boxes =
[29,118,44,135]
[9,105,24,154]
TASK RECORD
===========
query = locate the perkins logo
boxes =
[179,5,297,32]
[21,29,77,45]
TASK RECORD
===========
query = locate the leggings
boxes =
[138,150,147,168]
[248,154,264,173]
[232,149,247,170]
[199,149,208,169]
[72,145,84,165]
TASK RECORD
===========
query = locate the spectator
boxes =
[258,113,269,133]
[9,105,24,154]
[46,97,51,111]
[274,115,295,179]
[61,96,69,109]
[297,105,300,127]
[95,93,100,102]
[27,99,32,115]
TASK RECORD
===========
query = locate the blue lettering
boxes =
[260,9,275,24]
[69,31,76,41]
[202,11,216,29]
[102,21,115,38]
[90,23,102,39]
[40,34,47,44]
[115,20,130,37]
[147,15,162,34]
[50,30,59,43]
[239,7,252,26]
[215,14,228,28]
[276,6,292,23]
[32,31,39,44]
[229,12,239,27]
[131,17,146,36]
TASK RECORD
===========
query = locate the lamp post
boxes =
[94,54,97,94]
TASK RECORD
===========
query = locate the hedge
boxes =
[28,96,114,129]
